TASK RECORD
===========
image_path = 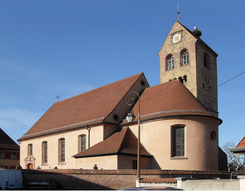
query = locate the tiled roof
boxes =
[230,136,245,153]
[127,80,220,122]
[73,127,152,158]
[19,73,145,140]
[236,136,245,148]
[0,128,19,150]
[139,178,177,184]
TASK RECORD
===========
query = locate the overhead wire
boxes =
[142,70,245,115]
[0,70,245,128]
[218,70,245,87]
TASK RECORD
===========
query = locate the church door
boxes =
[27,163,33,169]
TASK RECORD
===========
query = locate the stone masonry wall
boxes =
[21,169,230,190]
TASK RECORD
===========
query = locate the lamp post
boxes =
[126,91,141,179]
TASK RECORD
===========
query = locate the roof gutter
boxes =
[73,152,152,158]
[229,147,245,153]
[18,121,105,142]
[122,114,222,126]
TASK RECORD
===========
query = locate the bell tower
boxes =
[158,21,218,117]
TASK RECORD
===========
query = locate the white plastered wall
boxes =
[128,116,219,170]
[20,125,105,169]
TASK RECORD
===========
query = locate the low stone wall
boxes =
[21,169,230,190]
[138,179,240,190]
[182,179,239,191]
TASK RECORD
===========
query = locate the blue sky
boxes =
[0,0,244,148]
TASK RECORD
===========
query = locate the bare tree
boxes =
[222,142,245,171]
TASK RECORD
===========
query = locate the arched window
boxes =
[180,49,189,65]
[211,131,217,141]
[167,56,174,70]
[78,134,86,153]
[42,141,48,164]
[178,77,183,84]
[59,138,65,163]
[172,126,185,157]
[183,75,187,82]
[204,53,210,70]
[28,144,33,156]
[183,51,189,65]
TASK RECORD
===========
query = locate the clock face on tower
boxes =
[172,33,181,43]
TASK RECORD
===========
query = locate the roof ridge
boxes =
[73,127,128,158]
[145,79,179,89]
[117,127,130,153]
[103,72,148,122]
[19,72,145,141]
[55,72,144,104]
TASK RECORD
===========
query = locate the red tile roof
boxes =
[127,80,220,122]
[19,73,145,140]
[0,128,19,150]
[139,178,177,184]
[236,136,245,148]
[73,127,152,158]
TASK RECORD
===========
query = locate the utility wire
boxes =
[145,70,245,115]
[218,70,245,87]
[1,70,245,128]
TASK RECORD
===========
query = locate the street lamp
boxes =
[125,91,141,179]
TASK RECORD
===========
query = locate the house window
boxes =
[59,138,65,163]
[42,141,48,164]
[172,126,185,157]
[168,56,175,70]
[0,150,5,159]
[28,144,33,156]
[11,152,17,159]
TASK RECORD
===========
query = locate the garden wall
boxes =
[21,169,231,190]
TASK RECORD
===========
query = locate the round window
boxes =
[113,114,119,121]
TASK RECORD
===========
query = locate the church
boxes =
[18,21,223,171]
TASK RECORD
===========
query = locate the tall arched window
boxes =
[28,144,33,156]
[204,53,210,70]
[81,135,86,152]
[172,126,185,157]
[42,141,48,164]
[168,56,174,70]
[180,49,189,66]
[59,138,65,163]
[183,51,189,65]
[78,134,86,153]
